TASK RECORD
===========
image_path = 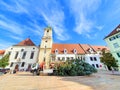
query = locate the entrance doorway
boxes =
[15,64,19,71]
[27,64,31,71]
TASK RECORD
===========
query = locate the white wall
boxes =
[55,54,76,61]
[5,46,39,71]
[85,54,102,69]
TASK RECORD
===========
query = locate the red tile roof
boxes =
[0,50,5,55]
[79,44,96,53]
[51,44,85,54]
[51,44,108,54]
[15,38,36,46]
[104,24,120,39]
[91,45,109,51]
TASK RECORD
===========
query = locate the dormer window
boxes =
[116,28,120,31]
[89,48,94,53]
[73,49,77,54]
[64,49,67,54]
[55,49,58,54]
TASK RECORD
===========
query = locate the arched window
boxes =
[55,49,58,54]
[47,30,49,32]
[64,49,67,54]
[73,49,77,54]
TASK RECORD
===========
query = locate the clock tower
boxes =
[38,26,53,68]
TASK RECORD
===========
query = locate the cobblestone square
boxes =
[0,70,120,90]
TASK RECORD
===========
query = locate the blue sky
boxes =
[0,0,120,49]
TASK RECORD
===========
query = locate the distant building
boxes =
[0,50,5,59]
[104,24,120,69]
[51,44,108,69]
[38,27,108,69]
[3,26,108,70]
[4,38,39,71]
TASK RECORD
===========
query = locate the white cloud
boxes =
[27,20,44,37]
[9,35,23,41]
[0,0,70,41]
[0,39,15,49]
[68,0,102,36]
[96,26,104,31]
[0,15,23,35]
[0,0,28,14]
[37,1,70,40]
[41,10,69,40]
[75,13,93,34]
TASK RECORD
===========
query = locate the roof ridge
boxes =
[14,38,36,46]
[79,44,87,54]
[104,24,120,39]
[88,44,97,53]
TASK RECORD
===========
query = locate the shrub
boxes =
[53,59,97,76]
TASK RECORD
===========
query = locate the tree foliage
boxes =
[0,54,9,68]
[100,50,118,70]
[53,59,97,76]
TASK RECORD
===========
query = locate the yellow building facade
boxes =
[38,27,53,68]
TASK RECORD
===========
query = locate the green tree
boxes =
[0,54,9,68]
[100,50,118,70]
[53,59,97,76]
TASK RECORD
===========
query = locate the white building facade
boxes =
[51,44,104,69]
[85,54,102,69]
[4,38,39,71]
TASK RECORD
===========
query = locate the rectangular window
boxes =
[80,57,82,60]
[109,37,116,41]
[22,51,27,59]
[116,34,120,38]
[8,51,11,55]
[44,57,46,61]
[113,43,119,48]
[30,51,34,59]
[94,57,97,61]
[10,62,13,67]
[67,57,69,60]
[21,62,25,67]
[62,57,65,60]
[83,57,85,60]
[44,46,46,54]
[14,52,19,59]
[58,57,60,60]
[52,57,55,61]
[117,52,120,57]
[71,57,73,60]
[90,57,93,61]
[96,64,99,68]
[92,64,95,67]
